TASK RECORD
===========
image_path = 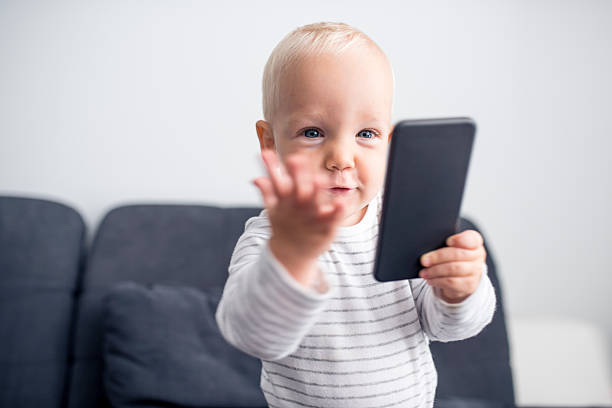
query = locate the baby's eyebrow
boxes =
[285,114,389,130]
[286,112,327,126]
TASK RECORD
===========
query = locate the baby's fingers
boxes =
[420,246,484,268]
[285,155,314,204]
[446,230,484,250]
[252,177,278,209]
[419,261,476,280]
[261,150,292,198]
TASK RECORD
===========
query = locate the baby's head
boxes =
[256,22,395,225]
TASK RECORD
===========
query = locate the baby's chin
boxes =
[321,189,370,226]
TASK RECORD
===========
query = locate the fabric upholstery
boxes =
[430,218,515,405]
[0,196,85,408]
[435,397,513,408]
[0,197,513,407]
[103,282,266,407]
[66,205,260,408]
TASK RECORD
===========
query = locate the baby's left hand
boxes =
[419,230,487,304]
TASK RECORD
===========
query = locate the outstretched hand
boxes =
[252,149,347,286]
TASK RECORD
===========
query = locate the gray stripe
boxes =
[371,393,424,408]
[227,297,293,359]
[261,389,321,408]
[430,313,445,340]
[330,284,408,300]
[333,228,378,244]
[265,374,427,397]
[231,241,261,258]
[235,320,289,357]
[306,317,419,338]
[334,281,382,288]
[235,234,261,247]
[265,259,325,311]
[315,307,414,325]
[246,219,271,231]
[329,246,377,256]
[230,249,261,268]
[240,295,302,342]
[326,270,373,277]
[266,369,422,389]
[261,387,423,408]
[299,327,422,350]
[412,281,428,302]
[266,346,428,375]
[320,258,375,266]
[441,306,465,316]
[288,339,424,363]
[239,293,302,349]
[248,270,317,324]
[324,295,412,312]
[441,310,464,320]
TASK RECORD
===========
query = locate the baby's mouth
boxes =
[328,186,356,195]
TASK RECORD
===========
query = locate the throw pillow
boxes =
[103,281,267,407]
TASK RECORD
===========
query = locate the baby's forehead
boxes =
[279,50,392,90]
[281,56,391,109]
[291,44,390,70]
[262,23,394,122]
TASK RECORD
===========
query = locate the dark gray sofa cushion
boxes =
[0,196,85,408]
[103,281,267,408]
[67,205,260,408]
[435,397,512,408]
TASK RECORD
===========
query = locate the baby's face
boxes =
[258,45,394,226]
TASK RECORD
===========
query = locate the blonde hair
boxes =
[262,22,393,122]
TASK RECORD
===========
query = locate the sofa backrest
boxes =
[0,196,85,408]
[1,197,514,407]
[65,204,260,408]
[66,203,515,407]
[430,218,515,405]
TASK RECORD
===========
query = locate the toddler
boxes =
[216,22,496,408]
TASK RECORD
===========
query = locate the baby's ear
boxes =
[256,120,275,152]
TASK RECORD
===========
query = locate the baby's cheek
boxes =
[371,157,388,187]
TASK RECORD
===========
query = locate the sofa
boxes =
[1,195,516,408]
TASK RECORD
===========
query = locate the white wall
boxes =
[1,0,611,403]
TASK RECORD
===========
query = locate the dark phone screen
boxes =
[373,118,475,282]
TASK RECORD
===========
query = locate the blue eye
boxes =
[358,129,376,139]
[303,128,321,138]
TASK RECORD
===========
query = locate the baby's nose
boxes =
[325,147,355,172]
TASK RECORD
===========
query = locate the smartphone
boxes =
[373,117,476,282]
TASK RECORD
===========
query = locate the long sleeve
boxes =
[409,263,496,342]
[215,222,332,361]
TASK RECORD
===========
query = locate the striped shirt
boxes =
[216,193,496,408]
